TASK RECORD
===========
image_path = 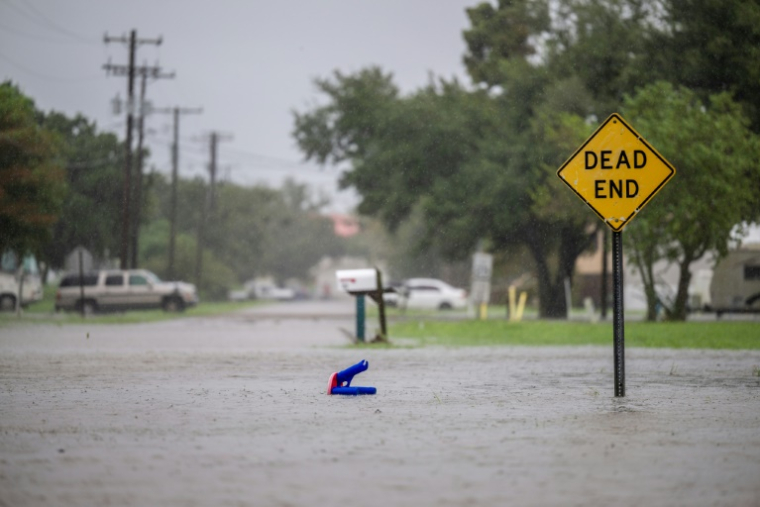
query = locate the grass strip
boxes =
[390,319,760,350]
[0,299,263,326]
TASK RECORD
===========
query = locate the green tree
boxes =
[138,218,236,301]
[257,179,344,283]
[645,0,760,131]
[545,0,653,116]
[293,68,399,167]
[294,65,600,317]
[142,173,345,298]
[463,0,550,86]
[0,82,65,257]
[622,82,760,320]
[36,112,125,269]
[293,69,498,243]
[293,0,760,317]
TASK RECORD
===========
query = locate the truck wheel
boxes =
[163,296,185,313]
[439,302,453,310]
[0,295,16,312]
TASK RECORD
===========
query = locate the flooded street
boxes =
[1,303,759,506]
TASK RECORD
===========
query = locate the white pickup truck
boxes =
[0,271,43,311]
[55,269,198,314]
[0,252,43,312]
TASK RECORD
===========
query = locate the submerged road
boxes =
[1,301,759,506]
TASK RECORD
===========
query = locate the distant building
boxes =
[574,231,610,309]
[710,244,760,312]
[573,231,715,312]
[328,214,360,237]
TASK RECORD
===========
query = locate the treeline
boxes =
[293,0,760,320]
[0,81,384,300]
[139,176,349,299]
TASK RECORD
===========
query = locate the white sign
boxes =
[470,253,493,305]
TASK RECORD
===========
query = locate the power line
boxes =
[0,50,101,82]
[2,0,99,45]
[222,145,313,168]
[5,0,100,45]
[0,21,95,45]
[146,130,318,170]
[146,136,210,158]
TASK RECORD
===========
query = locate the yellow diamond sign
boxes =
[557,113,675,231]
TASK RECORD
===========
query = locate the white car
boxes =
[397,278,467,310]
[246,279,296,301]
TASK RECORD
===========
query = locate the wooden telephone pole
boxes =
[153,106,203,280]
[194,131,232,287]
[103,30,168,269]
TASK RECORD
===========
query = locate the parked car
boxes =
[245,278,296,301]
[381,281,403,308]
[55,269,198,314]
[395,278,468,310]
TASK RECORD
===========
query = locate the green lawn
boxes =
[390,319,760,350]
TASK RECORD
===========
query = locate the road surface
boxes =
[1,300,759,506]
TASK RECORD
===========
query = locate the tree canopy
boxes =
[0,82,65,257]
[622,82,760,320]
[141,175,346,299]
[37,111,125,269]
[293,0,760,318]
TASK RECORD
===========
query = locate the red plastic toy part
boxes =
[327,372,338,395]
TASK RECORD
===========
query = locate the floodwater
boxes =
[1,303,759,506]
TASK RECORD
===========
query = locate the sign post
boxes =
[557,113,675,396]
[612,230,624,396]
[471,252,493,320]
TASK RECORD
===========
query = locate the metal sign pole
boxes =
[612,231,625,397]
[556,113,675,397]
[375,269,388,340]
[356,294,366,343]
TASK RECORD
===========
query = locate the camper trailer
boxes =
[709,246,760,315]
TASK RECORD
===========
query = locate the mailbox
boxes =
[335,268,388,343]
[336,269,378,294]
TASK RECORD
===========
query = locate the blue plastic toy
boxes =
[327,359,377,395]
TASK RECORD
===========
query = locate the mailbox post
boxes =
[355,294,366,341]
[336,268,389,343]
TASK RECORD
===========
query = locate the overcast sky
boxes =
[0,0,479,212]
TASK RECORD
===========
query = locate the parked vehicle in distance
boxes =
[395,278,468,310]
[381,281,404,308]
[55,269,198,314]
[245,278,296,301]
[0,252,43,312]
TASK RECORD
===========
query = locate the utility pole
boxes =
[103,30,164,269]
[194,131,232,288]
[153,106,203,280]
[105,61,174,268]
[131,70,148,268]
